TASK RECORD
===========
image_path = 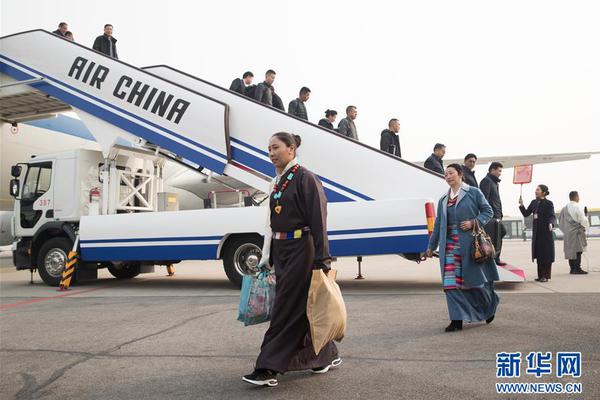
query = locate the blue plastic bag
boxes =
[237,270,276,326]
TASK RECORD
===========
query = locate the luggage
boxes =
[237,270,276,326]
[306,269,347,354]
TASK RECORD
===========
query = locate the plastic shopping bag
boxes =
[306,269,347,355]
[237,270,276,326]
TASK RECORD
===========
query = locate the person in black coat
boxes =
[480,161,506,265]
[461,153,478,188]
[519,184,555,282]
[52,22,68,37]
[318,109,337,131]
[93,24,118,59]
[229,71,254,95]
[424,143,445,174]
[380,118,401,157]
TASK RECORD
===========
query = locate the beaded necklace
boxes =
[272,164,300,214]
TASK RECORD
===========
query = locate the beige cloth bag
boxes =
[306,269,347,355]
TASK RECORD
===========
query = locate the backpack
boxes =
[272,93,285,111]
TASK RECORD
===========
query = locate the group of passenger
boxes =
[52,22,118,59]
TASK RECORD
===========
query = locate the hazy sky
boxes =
[2,0,599,215]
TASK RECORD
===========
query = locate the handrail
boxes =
[142,64,444,178]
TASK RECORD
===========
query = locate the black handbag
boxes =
[472,219,496,263]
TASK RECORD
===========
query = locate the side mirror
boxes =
[11,165,22,178]
[9,179,20,198]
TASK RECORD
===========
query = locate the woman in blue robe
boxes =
[426,164,500,332]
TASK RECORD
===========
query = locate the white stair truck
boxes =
[2,30,453,287]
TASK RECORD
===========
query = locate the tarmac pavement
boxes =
[1,239,599,399]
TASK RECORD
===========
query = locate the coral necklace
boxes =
[272,164,300,214]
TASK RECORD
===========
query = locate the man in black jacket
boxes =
[288,87,310,120]
[424,143,445,174]
[480,162,506,265]
[229,71,254,95]
[52,22,68,37]
[380,118,401,157]
[93,24,118,59]
[462,153,478,187]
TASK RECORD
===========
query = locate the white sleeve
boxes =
[258,180,275,268]
[576,206,590,228]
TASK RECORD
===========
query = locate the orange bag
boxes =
[306,269,347,355]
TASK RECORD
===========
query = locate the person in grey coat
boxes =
[558,191,589,275]
[424,143,445,174]
[426,163,500,332]
[254,70,277,106]
[288,87,310,120]
[337,105,358,140]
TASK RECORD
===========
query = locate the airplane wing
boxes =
[414,151,600,169]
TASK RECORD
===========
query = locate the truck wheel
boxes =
[37,237,74,287]
[107,262,141,279]
[222,234,263,288]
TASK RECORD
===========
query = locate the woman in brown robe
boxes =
[243,132,341,387]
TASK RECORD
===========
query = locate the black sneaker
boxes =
[242,369,278,387]
[311,357,343,374]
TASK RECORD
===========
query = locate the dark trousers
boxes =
[484,218,506,263]
[568,252,583,271]
[537,262,552,279]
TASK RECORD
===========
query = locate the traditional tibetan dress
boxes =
[255,162,339,373]
[443,195,499,321]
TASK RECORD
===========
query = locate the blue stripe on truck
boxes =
[79,234,429,261]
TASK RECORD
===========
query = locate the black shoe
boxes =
[445,320,463,332]
[486,315,495,324]
[572,269,588,275]
[539,277,548,283]
[311,357,342,374]
[534,278,542,282]
[242,369,278,387]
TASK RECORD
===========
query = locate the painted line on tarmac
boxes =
[0,287,107,310]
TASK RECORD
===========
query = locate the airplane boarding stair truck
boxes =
[0,30,525,286]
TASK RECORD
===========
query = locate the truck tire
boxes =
[37,237,74,287]
[107,262,141,279]
[222,234,263,288]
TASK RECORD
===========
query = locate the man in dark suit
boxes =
[229,71,254,95]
